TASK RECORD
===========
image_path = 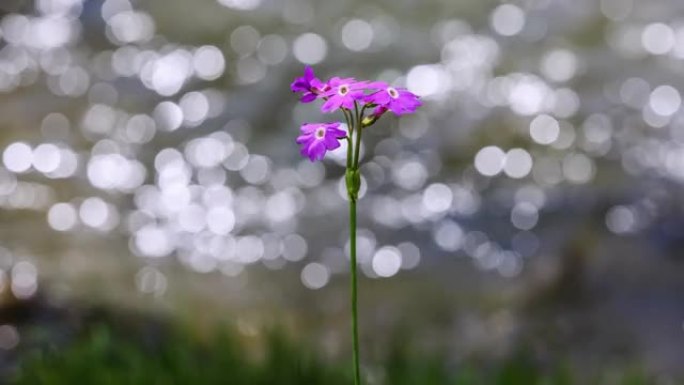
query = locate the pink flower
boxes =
[321,77,367,113]
[296,122,347,161]
[290,66,328,103]
[365,82,421,116]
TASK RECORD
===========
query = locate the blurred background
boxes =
[0,0,683,383]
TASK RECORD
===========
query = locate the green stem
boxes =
[353,104,363,169]
[348,101,364,385]
[346,136,353,169]
[349,196,360,385]
[343,108,355,138]
[341,108,355,169]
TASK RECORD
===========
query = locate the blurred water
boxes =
[0,0,683,376]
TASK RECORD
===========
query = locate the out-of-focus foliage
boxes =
[13,319,655,385]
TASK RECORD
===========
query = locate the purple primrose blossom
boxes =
[296,122,347,161]
[321,77,367,112]
[365,82,422,116]
[290,66,328,103]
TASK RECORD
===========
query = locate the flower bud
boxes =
[362,106,388,127]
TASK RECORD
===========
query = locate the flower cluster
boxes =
[291,66,421,161]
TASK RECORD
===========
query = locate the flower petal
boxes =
[300,123,319,134]
[321,97,343,113]
[300,92,317,103]
[304,65,314,81]
[365,81,388,89]
[296,133,313,144]
[323,134,341,149]
[328,126,347,138]
[308,140,327,161]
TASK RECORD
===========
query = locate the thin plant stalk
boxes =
[344,102,363,385]
[349,197,360,385]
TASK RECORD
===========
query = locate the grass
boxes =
[13,323,346,385]
[10,317,663,385]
